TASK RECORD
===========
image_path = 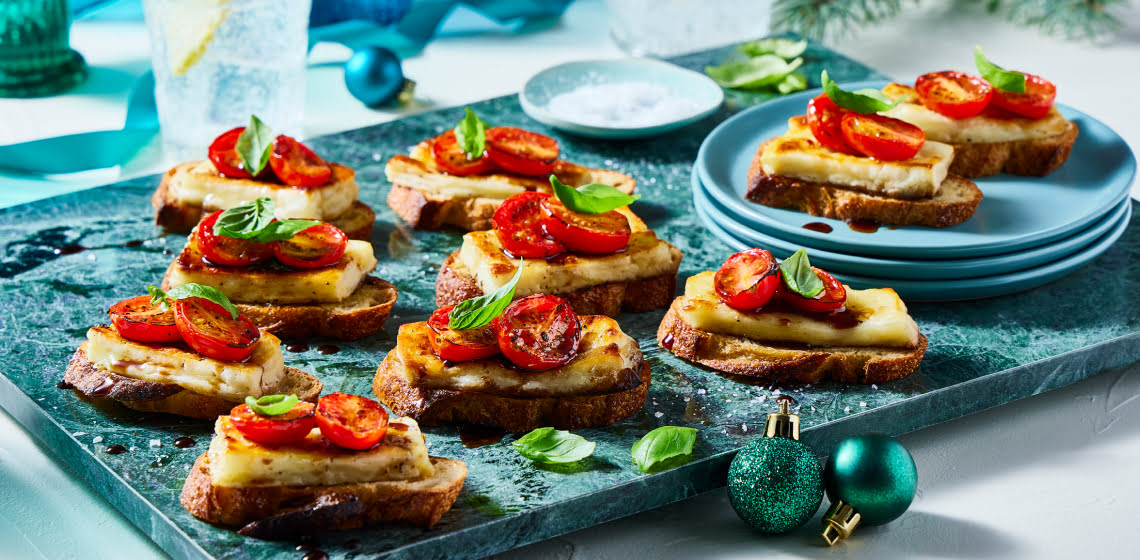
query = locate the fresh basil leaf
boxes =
[821,70,902,114]
[235,115,275,175]
[779,249,824,298]
[631,426,698,473]
[453,107,487,160]
[147,283,240,320]
[213,197,276,239]
[705,55,803,89]
[549,176,640,214]
[974,45,1026,93]
[737,38,807,59]
[512,427,596,464]
[448,260,524,330]
[776,72,808,95]
[244,394,298,416]
[247,219,322,243]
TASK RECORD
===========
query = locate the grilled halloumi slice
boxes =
[166,239,377,305]
[390,315,644,397]
[760,116,955,199]
[676,272,921,349]
[166,161,358,220]
[84,325,285,402]
[881,82,1070,144]
[457,208,681,297]
[385,140,635,200]
[207,415,433,487]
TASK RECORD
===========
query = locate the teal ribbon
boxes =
[0,0,569,177]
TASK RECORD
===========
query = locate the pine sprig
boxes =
[772,0,907,40]
[771,0,1124,42]
[992,0,1126,41]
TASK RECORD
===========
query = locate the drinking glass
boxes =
[605,0,773,58]
[143,0,312,159]
[0,0,87,97]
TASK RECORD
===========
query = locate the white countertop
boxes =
[2,1,1139,558]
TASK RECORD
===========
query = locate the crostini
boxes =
[181,392,466,539]
[747,71,982,228]
[154,115,375,240]
[375,276,650,432]
[160,197,397,340]
[63,285,322,420]
[385,107,636,231]
[881,47,1077,178]
[435,178,682,317]
[658,248,927,383]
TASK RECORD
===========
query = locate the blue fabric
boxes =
[1,0,572,177]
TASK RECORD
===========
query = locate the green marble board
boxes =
[2,39,1139,560]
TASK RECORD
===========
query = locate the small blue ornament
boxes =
[344,46,405,107]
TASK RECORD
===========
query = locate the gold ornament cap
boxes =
[763,395,801,440]
[821,499,862,546]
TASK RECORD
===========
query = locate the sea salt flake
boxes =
[697,389,706,395]
[149,439,162,448]
[72,432,87,437]
[844,406,851,413]
[742,424,748,432]
[93,436,104,444]
[546,82,702,128]
[654,411,664,418]
[860,402,867,408]
[871,384,879,390]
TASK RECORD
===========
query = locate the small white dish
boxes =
[519,58,724,139]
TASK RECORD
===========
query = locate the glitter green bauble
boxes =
[824,434,917,526]
[727,437,824,534]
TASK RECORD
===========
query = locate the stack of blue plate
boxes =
[693,85,1136,301]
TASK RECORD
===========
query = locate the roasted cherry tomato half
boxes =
[430,130,497,176]
[108,295,181,343]
[915,71,993,120]
[173,297,260,362]
[493,294,581,371]
[538,198,631,255]
[839,113,925,161]
[806,94,860,156]
[195,210,274,267]
[207,127,253,178]
[269,135,332,187]
[272,222,347,269]
[485,127,559,176]
[990,74,1056,119]
[315,392,390,450]
[427,305,500,362]
[228,401,316,444]
[492,192,565,258]
[713,249,781,311]
[778,266,847,313]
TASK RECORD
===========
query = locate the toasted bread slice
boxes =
[63,344,321,420]
[161,266,398,341]
[152,163,375,240]
[657,303,926,384]
[881,82,1078,178]
[385,150,636,231]
[944,121,1078,178]
[181,453,466,538]
[435,252,679,317]
[374,316,650,432]
[746,142,982,228]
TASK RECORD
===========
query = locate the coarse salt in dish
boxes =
[546,82,702,128]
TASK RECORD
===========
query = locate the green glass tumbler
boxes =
[0,0,87,97]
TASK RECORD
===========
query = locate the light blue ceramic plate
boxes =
[695,190,1133,301]
[693,166,1131,281]
[695,82,1137,259]
[519,59,724,139]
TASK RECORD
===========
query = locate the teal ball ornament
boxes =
[344,46,404,107]
[728,436,824,534]
[824,434,917,526]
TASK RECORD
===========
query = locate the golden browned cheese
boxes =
[167,161,359,219]
[390,315,644,397]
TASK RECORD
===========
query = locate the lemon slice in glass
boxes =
[162,0,231,76]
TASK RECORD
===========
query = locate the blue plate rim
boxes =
[694,81,1137,259]
[519,58,724,138]
[691,166,1132,280]
[694,190,1133,301]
